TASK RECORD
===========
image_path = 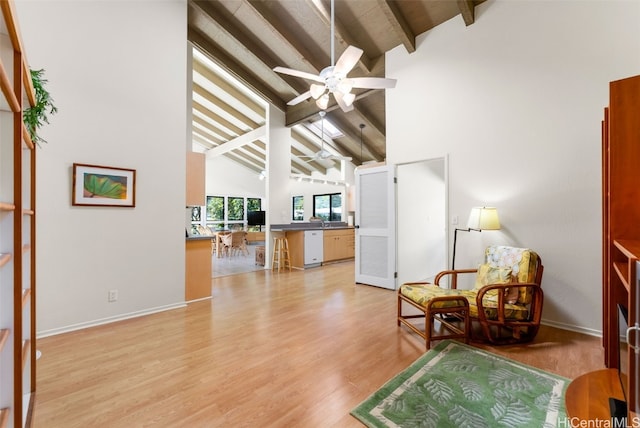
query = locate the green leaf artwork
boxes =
[83,174,127,199]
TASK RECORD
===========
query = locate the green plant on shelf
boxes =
[23,68,57,146]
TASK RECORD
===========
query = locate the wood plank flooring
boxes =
[33,261,605,427]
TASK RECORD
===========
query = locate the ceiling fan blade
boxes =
[287,91,312,106]
[333,91,354,112]
[332,155,352,161]
[350,77,397,89]
[273,66,324,83]
[334,46,363,75]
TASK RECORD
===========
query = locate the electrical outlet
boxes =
[108,289,118,302]
[452,215,459,225]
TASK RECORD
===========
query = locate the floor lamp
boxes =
[452,207,501,269]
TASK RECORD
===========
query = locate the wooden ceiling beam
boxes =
[192,83,264,135]
[289,147,316,176]
[207,126,266,157]
[285,88,378,127]
[193,88,264,135]
[457,0,476,26]
[188,28,286,111]
[191,1,310,105]
[192,101,237,140]
[376,0,416,53]
[305,0,372,74]
[193,59,266,118]
[324,111,384,163]
[243,0,322,75]
[192,111,233,142]
[243,144,266,160]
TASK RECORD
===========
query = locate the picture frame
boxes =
[72,163,136,207]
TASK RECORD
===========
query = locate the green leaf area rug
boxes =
[351,340,569,428]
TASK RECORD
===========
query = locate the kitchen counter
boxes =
[186,235,215,241]
[270,223,355,269]
[270,222,353,231]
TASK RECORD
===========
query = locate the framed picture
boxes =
[72,163,136,207]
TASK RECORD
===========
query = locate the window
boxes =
[292,196,304,221]
[228,197,244,220]
[195,195,263,230]
[206,196,225,229]
[189,207,202,235]
[247,198,261,211]
[313,193,342,221]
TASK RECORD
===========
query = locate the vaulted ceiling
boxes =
[188,0,486,177]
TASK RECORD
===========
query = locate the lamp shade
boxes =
[310,84,325,99]
[467,207,500,230]
[316,93,330,110]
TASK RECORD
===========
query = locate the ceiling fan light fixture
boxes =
[316,94,330,110]
[342,92,355,107]
[336,78,353,94]
[310,84,326,99]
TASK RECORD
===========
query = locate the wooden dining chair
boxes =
[221,231,249,257]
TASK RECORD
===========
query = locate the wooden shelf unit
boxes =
[602,74,640,417]
[0,1,38,427]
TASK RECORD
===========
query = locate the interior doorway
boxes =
[396,157,447,285]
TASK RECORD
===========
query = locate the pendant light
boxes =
[359,123,365,164]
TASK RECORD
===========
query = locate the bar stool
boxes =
[271,237,291,272]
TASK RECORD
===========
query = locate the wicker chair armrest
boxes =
[475,283,544,323]
[434,268,478,289]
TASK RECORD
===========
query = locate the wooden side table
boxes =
[565,368,625,427]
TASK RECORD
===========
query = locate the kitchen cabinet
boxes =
[186,151,205,206]
[185,237,212,301]
[278,226,354,269]
[246,231,265,243]
[323,229,355,263]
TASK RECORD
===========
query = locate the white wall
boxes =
[386,0,640,334]
[17,1,188,335]
[205,155,266,199]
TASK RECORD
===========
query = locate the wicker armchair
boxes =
[398,246,544,349]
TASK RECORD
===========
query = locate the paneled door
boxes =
[354,164,396,289]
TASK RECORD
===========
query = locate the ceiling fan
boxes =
[273,0,397,112]
[299,111,352,162]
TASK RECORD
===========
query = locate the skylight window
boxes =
[311,117,343,139]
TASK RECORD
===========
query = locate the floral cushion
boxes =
[400,283,529,321]
[485,246,540,305]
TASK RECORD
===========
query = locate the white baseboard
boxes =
[541,318,602,338]
[36,302,187,339]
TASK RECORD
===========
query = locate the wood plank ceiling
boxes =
[188,0,485,177]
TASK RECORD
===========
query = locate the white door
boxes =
[355,164,396,289]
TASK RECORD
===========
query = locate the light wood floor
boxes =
[33,261,605,427]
